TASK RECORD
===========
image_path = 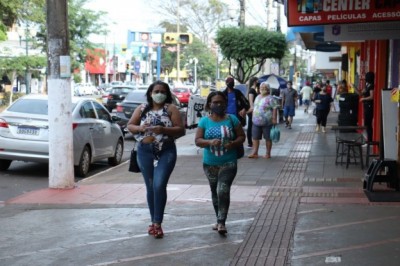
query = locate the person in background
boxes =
[314,85,334,133]
[337,79,349,95]
[248,82,278,159]
[325,80,333,97]
[246,77,259,148]
[195,91,245,235]
[222,76,250,127]
[127,80,186,239]
[312,80,322,100]
[281,80,298,129]
[300,81,313,113]
[355,72,374,142]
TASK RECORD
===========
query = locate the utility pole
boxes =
[176,0,181,83]
[46,0,74,189]
[104,36,109,84]
[24,32,30,94]
[239,0,245,27]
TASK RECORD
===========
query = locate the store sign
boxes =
[287,0,400,26]
[324,21,400,41]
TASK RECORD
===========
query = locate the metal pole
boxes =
[105,36,109,84]
[194,58,198,88]
[176,0,181,83]
[24,29,30,94]
[157,44,161,80]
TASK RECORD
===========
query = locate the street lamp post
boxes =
[189,57,198,87]
[18,28,33,94]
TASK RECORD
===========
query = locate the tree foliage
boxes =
[216,26,287,84]
[0,0,21,40]
[0,0,108,78]
[151,0,230,45]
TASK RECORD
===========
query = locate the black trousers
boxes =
[316,109,330,127]
[364,103,373,142]
[247,113,253,146]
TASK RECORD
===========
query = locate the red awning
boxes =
[85,49,106,74]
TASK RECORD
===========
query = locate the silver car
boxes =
[0,95,124,177]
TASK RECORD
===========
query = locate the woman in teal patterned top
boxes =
[195,91,245,235]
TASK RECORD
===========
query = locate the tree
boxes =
[216,26,287,84]
[151,0,230,45]
[0,0,107,83]
[181,37,217,81]
[0,0,22,41]
[35,0,108,71]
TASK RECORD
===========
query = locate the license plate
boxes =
[17,127,39,136]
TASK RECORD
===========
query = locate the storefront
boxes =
[284,0,400,145]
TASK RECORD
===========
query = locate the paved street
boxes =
[1,109,400,266]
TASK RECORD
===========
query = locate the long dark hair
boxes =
[205,91,227,111]
[145,80,173,108]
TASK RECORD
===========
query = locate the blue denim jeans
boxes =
[137,141,177,224]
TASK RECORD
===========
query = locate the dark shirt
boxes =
[315,93,333,110]
[248,88,258,106]
[362,83,373,105]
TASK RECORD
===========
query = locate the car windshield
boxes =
[125,92,147,102]
[173,88,189,93]
[8,99,49,115]
[111,87,133,94]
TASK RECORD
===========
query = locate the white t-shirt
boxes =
[300,86,313,100]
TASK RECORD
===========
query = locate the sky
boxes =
[84,0,270,45]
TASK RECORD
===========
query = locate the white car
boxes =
[0,95,124,177]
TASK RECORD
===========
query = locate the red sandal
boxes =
[153,224,164,239]
[148,224,154,235]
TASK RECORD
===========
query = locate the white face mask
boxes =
[152,93,167,103]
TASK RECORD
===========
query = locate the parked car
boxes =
[105,86,136,112]
[0,95,124,177]
[75,83,97,96]
[110,81,123,86]
[101,87,112,105]
[172,87,191,106]
[114,90,187,135]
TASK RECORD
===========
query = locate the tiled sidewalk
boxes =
[6,183,269,205]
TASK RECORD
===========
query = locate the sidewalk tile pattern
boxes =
[230,128,314,265]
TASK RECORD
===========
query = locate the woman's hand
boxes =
[224,141,235,150]
[146,125,164,134]
[209,139,222,147]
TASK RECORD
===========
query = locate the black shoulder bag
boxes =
[228,115,244,159]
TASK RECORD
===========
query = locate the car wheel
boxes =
[75,146,91,177]
[0,159,12,171]
[108,139,123,166]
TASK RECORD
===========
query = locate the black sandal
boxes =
[217,224,227,235]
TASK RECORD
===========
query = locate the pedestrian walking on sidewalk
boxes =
[281,80,298,129]
[246,76,259,148]
[127,80,186,239]
[222,76,250,127]
[314,86,334,133]
[194,91,245,235]
[300,81,313,113]
[248,82,278,159]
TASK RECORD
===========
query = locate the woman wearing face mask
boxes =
[127,80,185,239]
[195,91,245,235]
[248,82,278,159]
